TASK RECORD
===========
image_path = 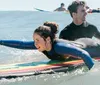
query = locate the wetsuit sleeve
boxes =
[54,42,94,70]
[95,28,100,39]
[0,40,37,50]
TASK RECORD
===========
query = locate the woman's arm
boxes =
[54,42,94,70]
[0,40,37,50]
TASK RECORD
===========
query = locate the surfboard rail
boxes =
[0,58,99,79]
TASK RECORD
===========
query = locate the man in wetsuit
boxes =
[59,1,100,40]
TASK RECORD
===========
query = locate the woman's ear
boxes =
[46,37,51,42]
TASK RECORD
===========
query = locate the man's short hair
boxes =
[68,1,86,17]
[61,3,65,6]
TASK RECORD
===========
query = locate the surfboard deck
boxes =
[0,58,100,79]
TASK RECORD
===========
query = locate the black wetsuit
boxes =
[59,22,100,40]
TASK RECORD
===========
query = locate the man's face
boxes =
[76,5,87,22]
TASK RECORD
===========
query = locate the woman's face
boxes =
[33,33,51,52]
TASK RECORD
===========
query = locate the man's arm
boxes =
[95,30,100,39]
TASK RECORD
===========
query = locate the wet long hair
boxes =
[34,21,58,43]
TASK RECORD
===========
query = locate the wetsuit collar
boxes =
[72,22,85,27]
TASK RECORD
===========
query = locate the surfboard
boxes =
[34,8,69,14]
[34,8,50,12]
[0,58,100,79]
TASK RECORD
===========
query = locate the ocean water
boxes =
[0,11,100,85]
